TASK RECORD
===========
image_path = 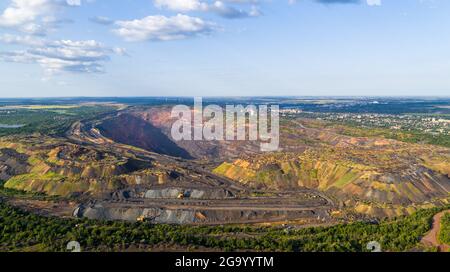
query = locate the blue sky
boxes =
[0,0,449,97]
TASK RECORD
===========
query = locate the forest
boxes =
[0,201,446,252]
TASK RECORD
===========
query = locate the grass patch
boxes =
[438,213,450,245]
[333,171,359,188]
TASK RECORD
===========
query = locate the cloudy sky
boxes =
[0,0,449,97]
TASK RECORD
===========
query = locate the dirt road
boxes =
[421,210,450,252]
[6,198,76,218]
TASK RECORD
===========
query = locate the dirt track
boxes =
[421,210,450,252]
[6,198,75,218]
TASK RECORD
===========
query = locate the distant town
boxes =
[282,110,450,136]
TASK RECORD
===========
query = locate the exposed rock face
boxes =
[143,187,234,200]
[98,113,193,159]
[214,142,450,218]
[0,137,182,197]
[77,202,326,224]
[131,108,262,161]
[0,148,29,181]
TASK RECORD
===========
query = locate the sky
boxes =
[0,0,449,98]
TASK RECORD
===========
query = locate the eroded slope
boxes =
[214,119,450,218]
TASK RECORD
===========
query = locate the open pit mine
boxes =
[1,105,449,226]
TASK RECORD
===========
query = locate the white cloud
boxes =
[0,0,81,35]
[66,0,81,5]
[89,15,114,25]
[0,33,45,46]
[210,1,261,19]
[113,14,216,42]
[366,0,381,6]
[154,0,208,12]
[153,0,261,19]
[0,36,124,74]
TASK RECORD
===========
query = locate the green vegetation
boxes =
[0,201,446,252]
[296,114,450,148]
[333,171,358,189]
[0,105,116,137]
[0,180,60,201]
[438,213,450,245]
[338,125,450,149]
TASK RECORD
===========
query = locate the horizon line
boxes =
[1,95,450,100]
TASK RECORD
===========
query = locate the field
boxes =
[0,104,118,137]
